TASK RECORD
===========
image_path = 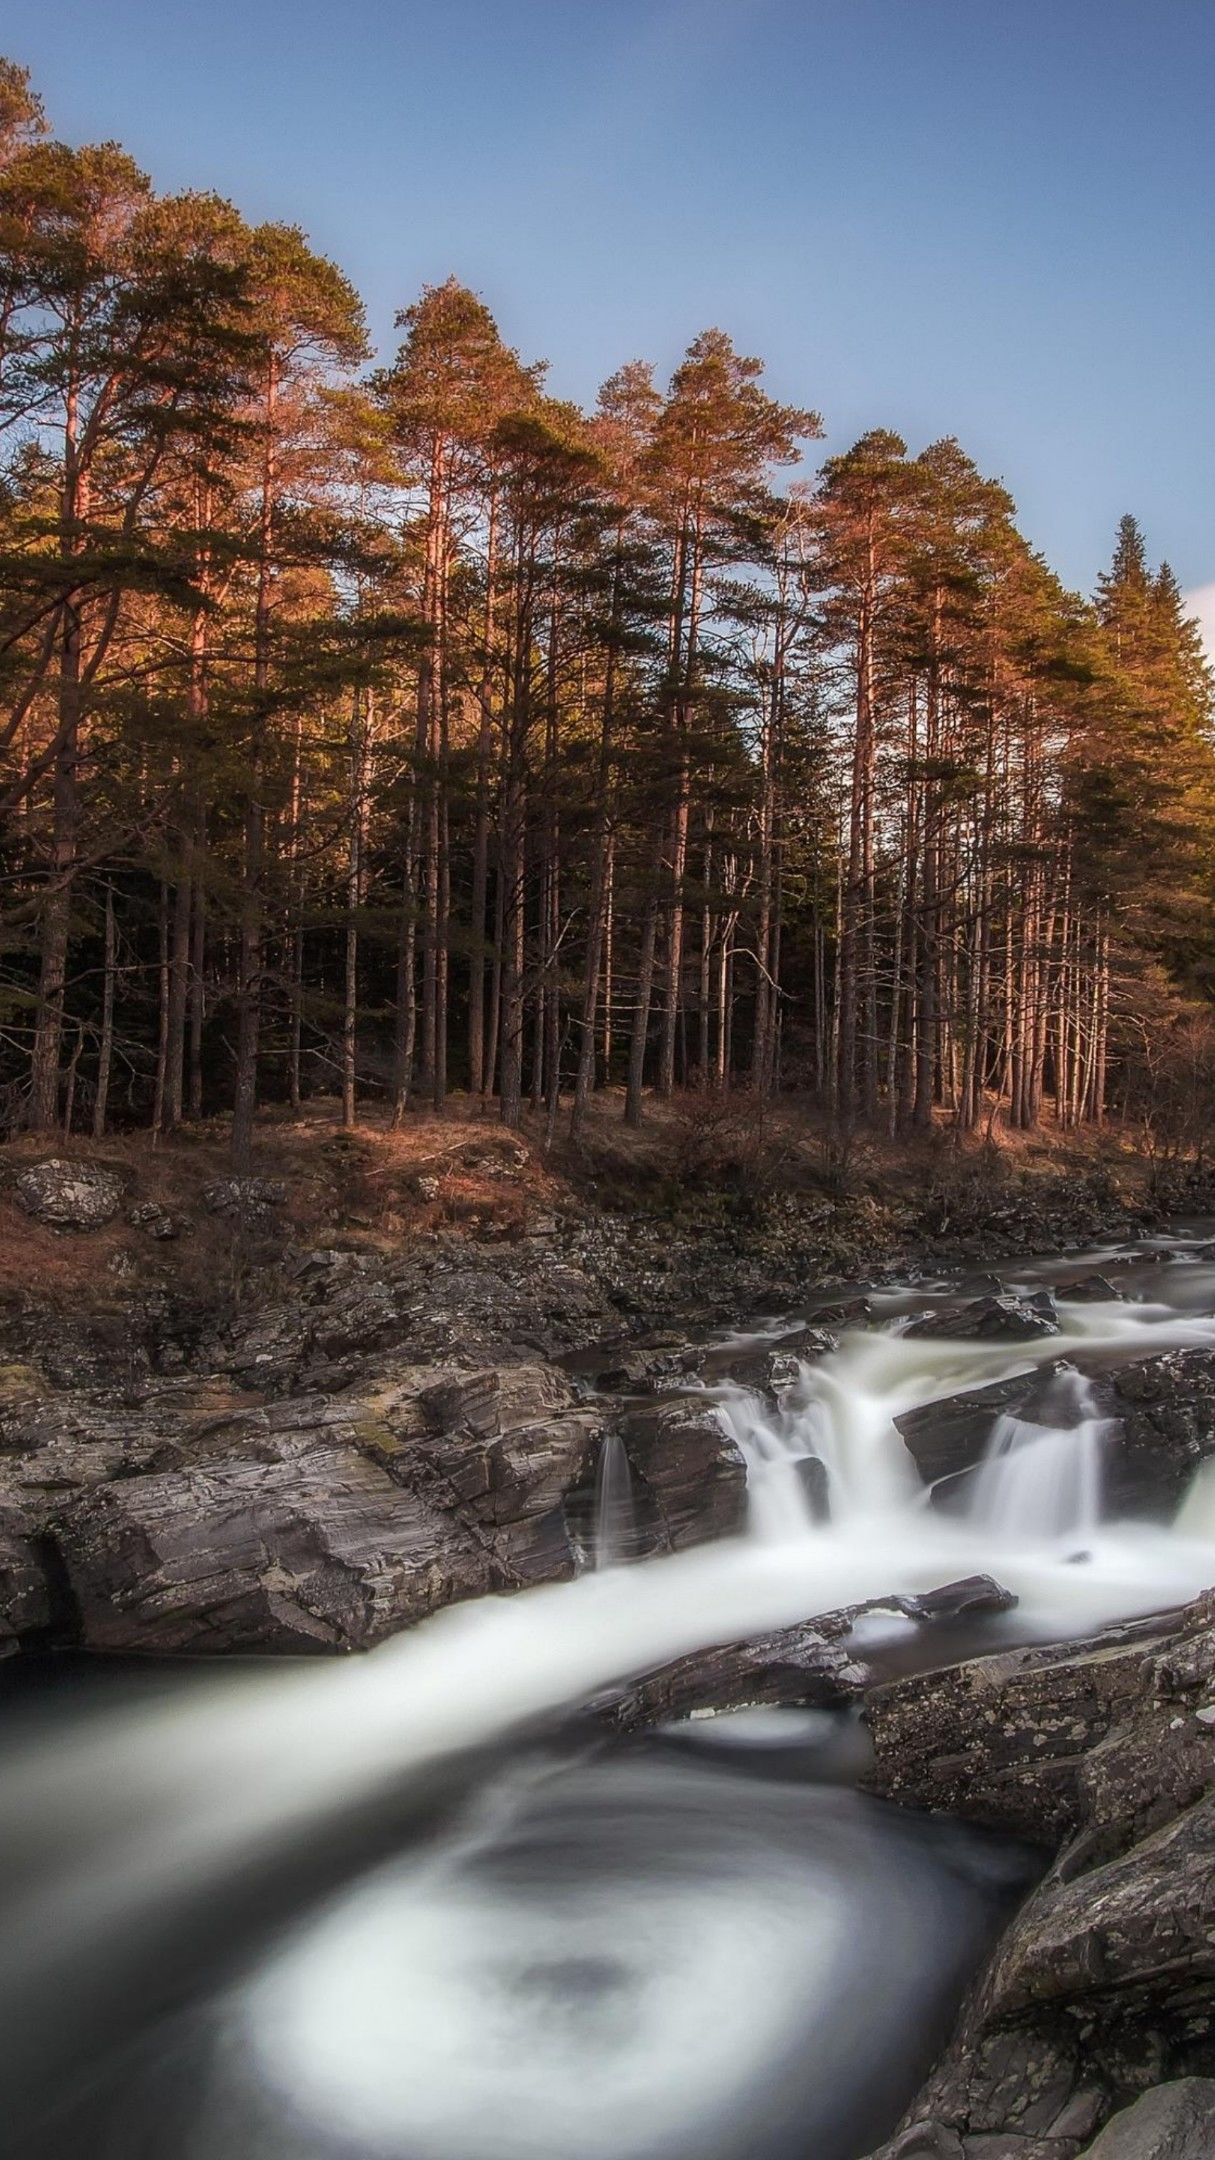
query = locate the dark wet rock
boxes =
[905,1295,1060,1343]
[605,1577,1023,1738]
[871,2127,1082,2160]
[1081,2080,1215,2157]
[794,1451,831,1518]
[897,1348,1215,1517]
[14,1159,124,1231]
[53,1376,604,1653]
[1056,1276,1121,1303]
[584,1344,691,1391]
[0,1504,54,1653]
[863,1593,1215,2157]
[1092,1350,1215,1513]
[725,1327,837,1395]
[0,1338,613,1652]
[726,1347,803,1398]
[813,1296,873,1328]
[896,1367,1071,1491]
[55,1436,491,1653]
[617,1398,747,1550]
[601,1617,870,1733]
[896,1575,1018,1622]
[864,1605,1202,1845]
[410,1408,602,1548]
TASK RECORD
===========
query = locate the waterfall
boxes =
[592,1432,637,1568]
[967,1410,1104,1543]
[1177,1457,1215,1542]
[4,1267,1215,2151]
[713,1386,823,1541]
[957,1365,1105,1543]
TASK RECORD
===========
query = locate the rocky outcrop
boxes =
[896,1347,1215,1517]
[601,1616,870,1732]
[14,1159,124,1231]
[209,1240,615,1394]
[1081,2080,1215,2158]
[56,1431,489,1653]
[864,1611,1180,1845]
[201,1175,286,1228]
[0,1323,755,1652]
[602,1577,1016,1735]
[904,1294,1060,1343]
[862,1592,1215,2159]
[48,1363,604,1654]
[0,1505,55,1651]
[616,1397,748,1549]
[722,1324,838,1397]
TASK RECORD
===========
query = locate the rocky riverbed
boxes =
[4,1153,1215,2159]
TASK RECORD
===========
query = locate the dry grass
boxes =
[0,1089,1162,1313]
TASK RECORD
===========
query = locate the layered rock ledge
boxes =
[862,1590,1215,2159]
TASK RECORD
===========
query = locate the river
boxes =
[3,1230,1215,2158]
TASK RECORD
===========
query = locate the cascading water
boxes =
[3,1247,1215,2158]
[592,1430,637,1568]
[1178,1455,1215,1540]
[967,1370,1106,1544]
[714,1294,1215,1573]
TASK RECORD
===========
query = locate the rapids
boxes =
[4,1232,1215,2158]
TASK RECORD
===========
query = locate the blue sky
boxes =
[5,0,1213,630]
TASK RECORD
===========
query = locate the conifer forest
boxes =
[3,56,1213,1164]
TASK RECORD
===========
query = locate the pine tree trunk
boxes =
[92,883,116,1141]
[230,356,278,1167]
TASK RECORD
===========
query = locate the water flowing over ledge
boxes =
[3,1239,1215,2158]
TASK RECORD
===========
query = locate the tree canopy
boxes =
[2,59,1213,1156]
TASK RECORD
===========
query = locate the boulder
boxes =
[13,1160,124,1231]
[794,1451,831,1518]
[1080,2081,1215,2158]
[50,1365,609,1654]
[724,1327,837,1395]
[813,1296,873,1328]
[904,1295,1060,1343]
[896,1366,1074,1492]
[1095,1349,1215,1513]
[1056,1276,1121,1303]
[601,1617,870,1732]
[618,1397,748,1549]
[55,1434,493,1653]
[201,1176,286,1230]
[127,1200,186,1241]
[895,1574,1018,1623]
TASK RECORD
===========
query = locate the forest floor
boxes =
[0,1090,1199,1323]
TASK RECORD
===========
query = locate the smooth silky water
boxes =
[5,1240,1215,2159]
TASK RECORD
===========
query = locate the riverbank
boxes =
[1,1097,1208,1370]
